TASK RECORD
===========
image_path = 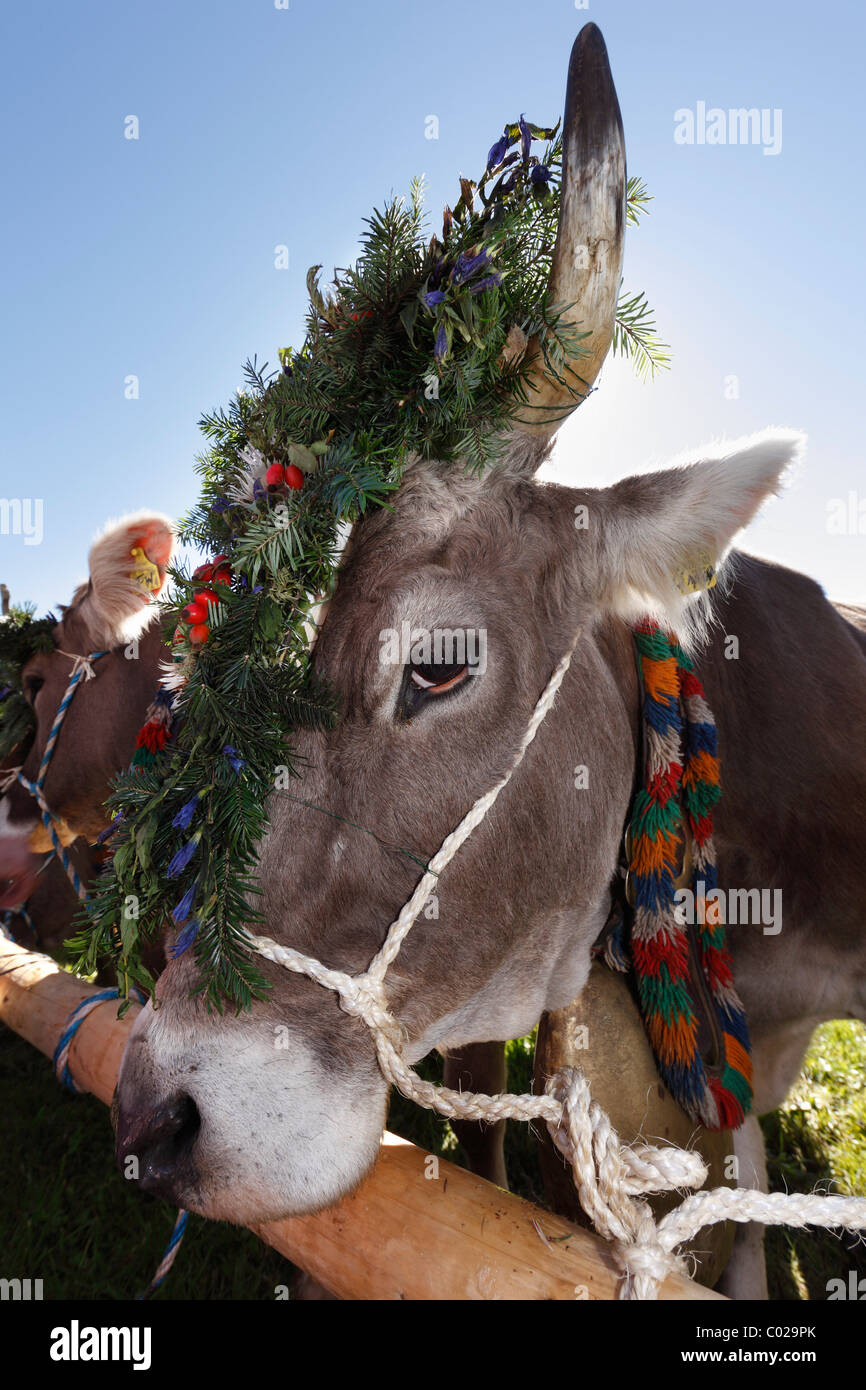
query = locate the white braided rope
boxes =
[247,630,866,1299]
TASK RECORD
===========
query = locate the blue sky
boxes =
[2,0,864,612]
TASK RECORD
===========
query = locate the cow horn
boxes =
[515,23,626,436]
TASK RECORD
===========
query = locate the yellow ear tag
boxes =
[129,546,162,595]
[675,552,718,596]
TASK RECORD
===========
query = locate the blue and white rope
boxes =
[3,650,107,900]
[52,985,144,1092]
[0,902,38,944]
[51,985,190,1296]
[137,1210,189,1300]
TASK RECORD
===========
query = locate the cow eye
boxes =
[24,675,44,704]
[409,661,468,694]
[397,659,475,722]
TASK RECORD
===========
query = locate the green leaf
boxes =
[135,818,157,872]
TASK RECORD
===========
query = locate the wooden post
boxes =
[0,936,723,1301]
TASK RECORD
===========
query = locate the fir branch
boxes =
[613,289,672,379]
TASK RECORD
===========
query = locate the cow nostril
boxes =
[117,1092,201,1195]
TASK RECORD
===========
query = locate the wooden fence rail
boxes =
[0,935,721,1301]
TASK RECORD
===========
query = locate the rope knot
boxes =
[613,1232,686,1300]
[57,651,99,681]
[543,1066,703,1299]
[0,765,22,793]
[337,974,405,1051]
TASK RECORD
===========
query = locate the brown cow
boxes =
[0,513,173,932]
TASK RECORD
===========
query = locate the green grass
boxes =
[1,1020,863,1299]
[762,1021,866,1300]
[0,1026,290,1300]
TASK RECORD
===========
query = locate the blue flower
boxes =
[469,272,503,295]
[167,835,199,878]
[172,881,197,925]
[252,478,266,502]
[223,745,246,774]
[423,290,445,308]
[96,811,122,845]
[211,496,230,514]
[434,323,448,361]
[451,248,489,286]
[171,919,201,957]
[487,133,510,168]
[530,163,551,186]
[172,794,199,831]
[518,113,532,161]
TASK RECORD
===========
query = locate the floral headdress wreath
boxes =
[71,120,667,1010]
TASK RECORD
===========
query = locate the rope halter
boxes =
[3,648,108,900]
[245,625,866,1299]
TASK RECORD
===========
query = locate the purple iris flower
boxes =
[518,113,532,161]
[252,478,266,502]
[211,496,230,514]
[487,133,509,168]
[530,163,551,186]
[251,584,264,595]
[423,290,445,308]
[434,323,448,362]
[223,745,246,774]
[171,919,201,957]
[167,836,199,878]
[172,794,199,831]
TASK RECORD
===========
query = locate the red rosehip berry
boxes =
[284,464,304,490]
[265,463,286,489]
[189,623,210,645]
[195,588,220,606]
[184,600,208,625]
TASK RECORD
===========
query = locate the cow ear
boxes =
[76,512,175,647]
[576,429,804,644]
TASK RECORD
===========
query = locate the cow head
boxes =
[113,24,803,1226]
[0,513,173,909]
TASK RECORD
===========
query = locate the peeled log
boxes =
[0,936,722,1301]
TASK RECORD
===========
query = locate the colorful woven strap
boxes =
[605,621,753,1131]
